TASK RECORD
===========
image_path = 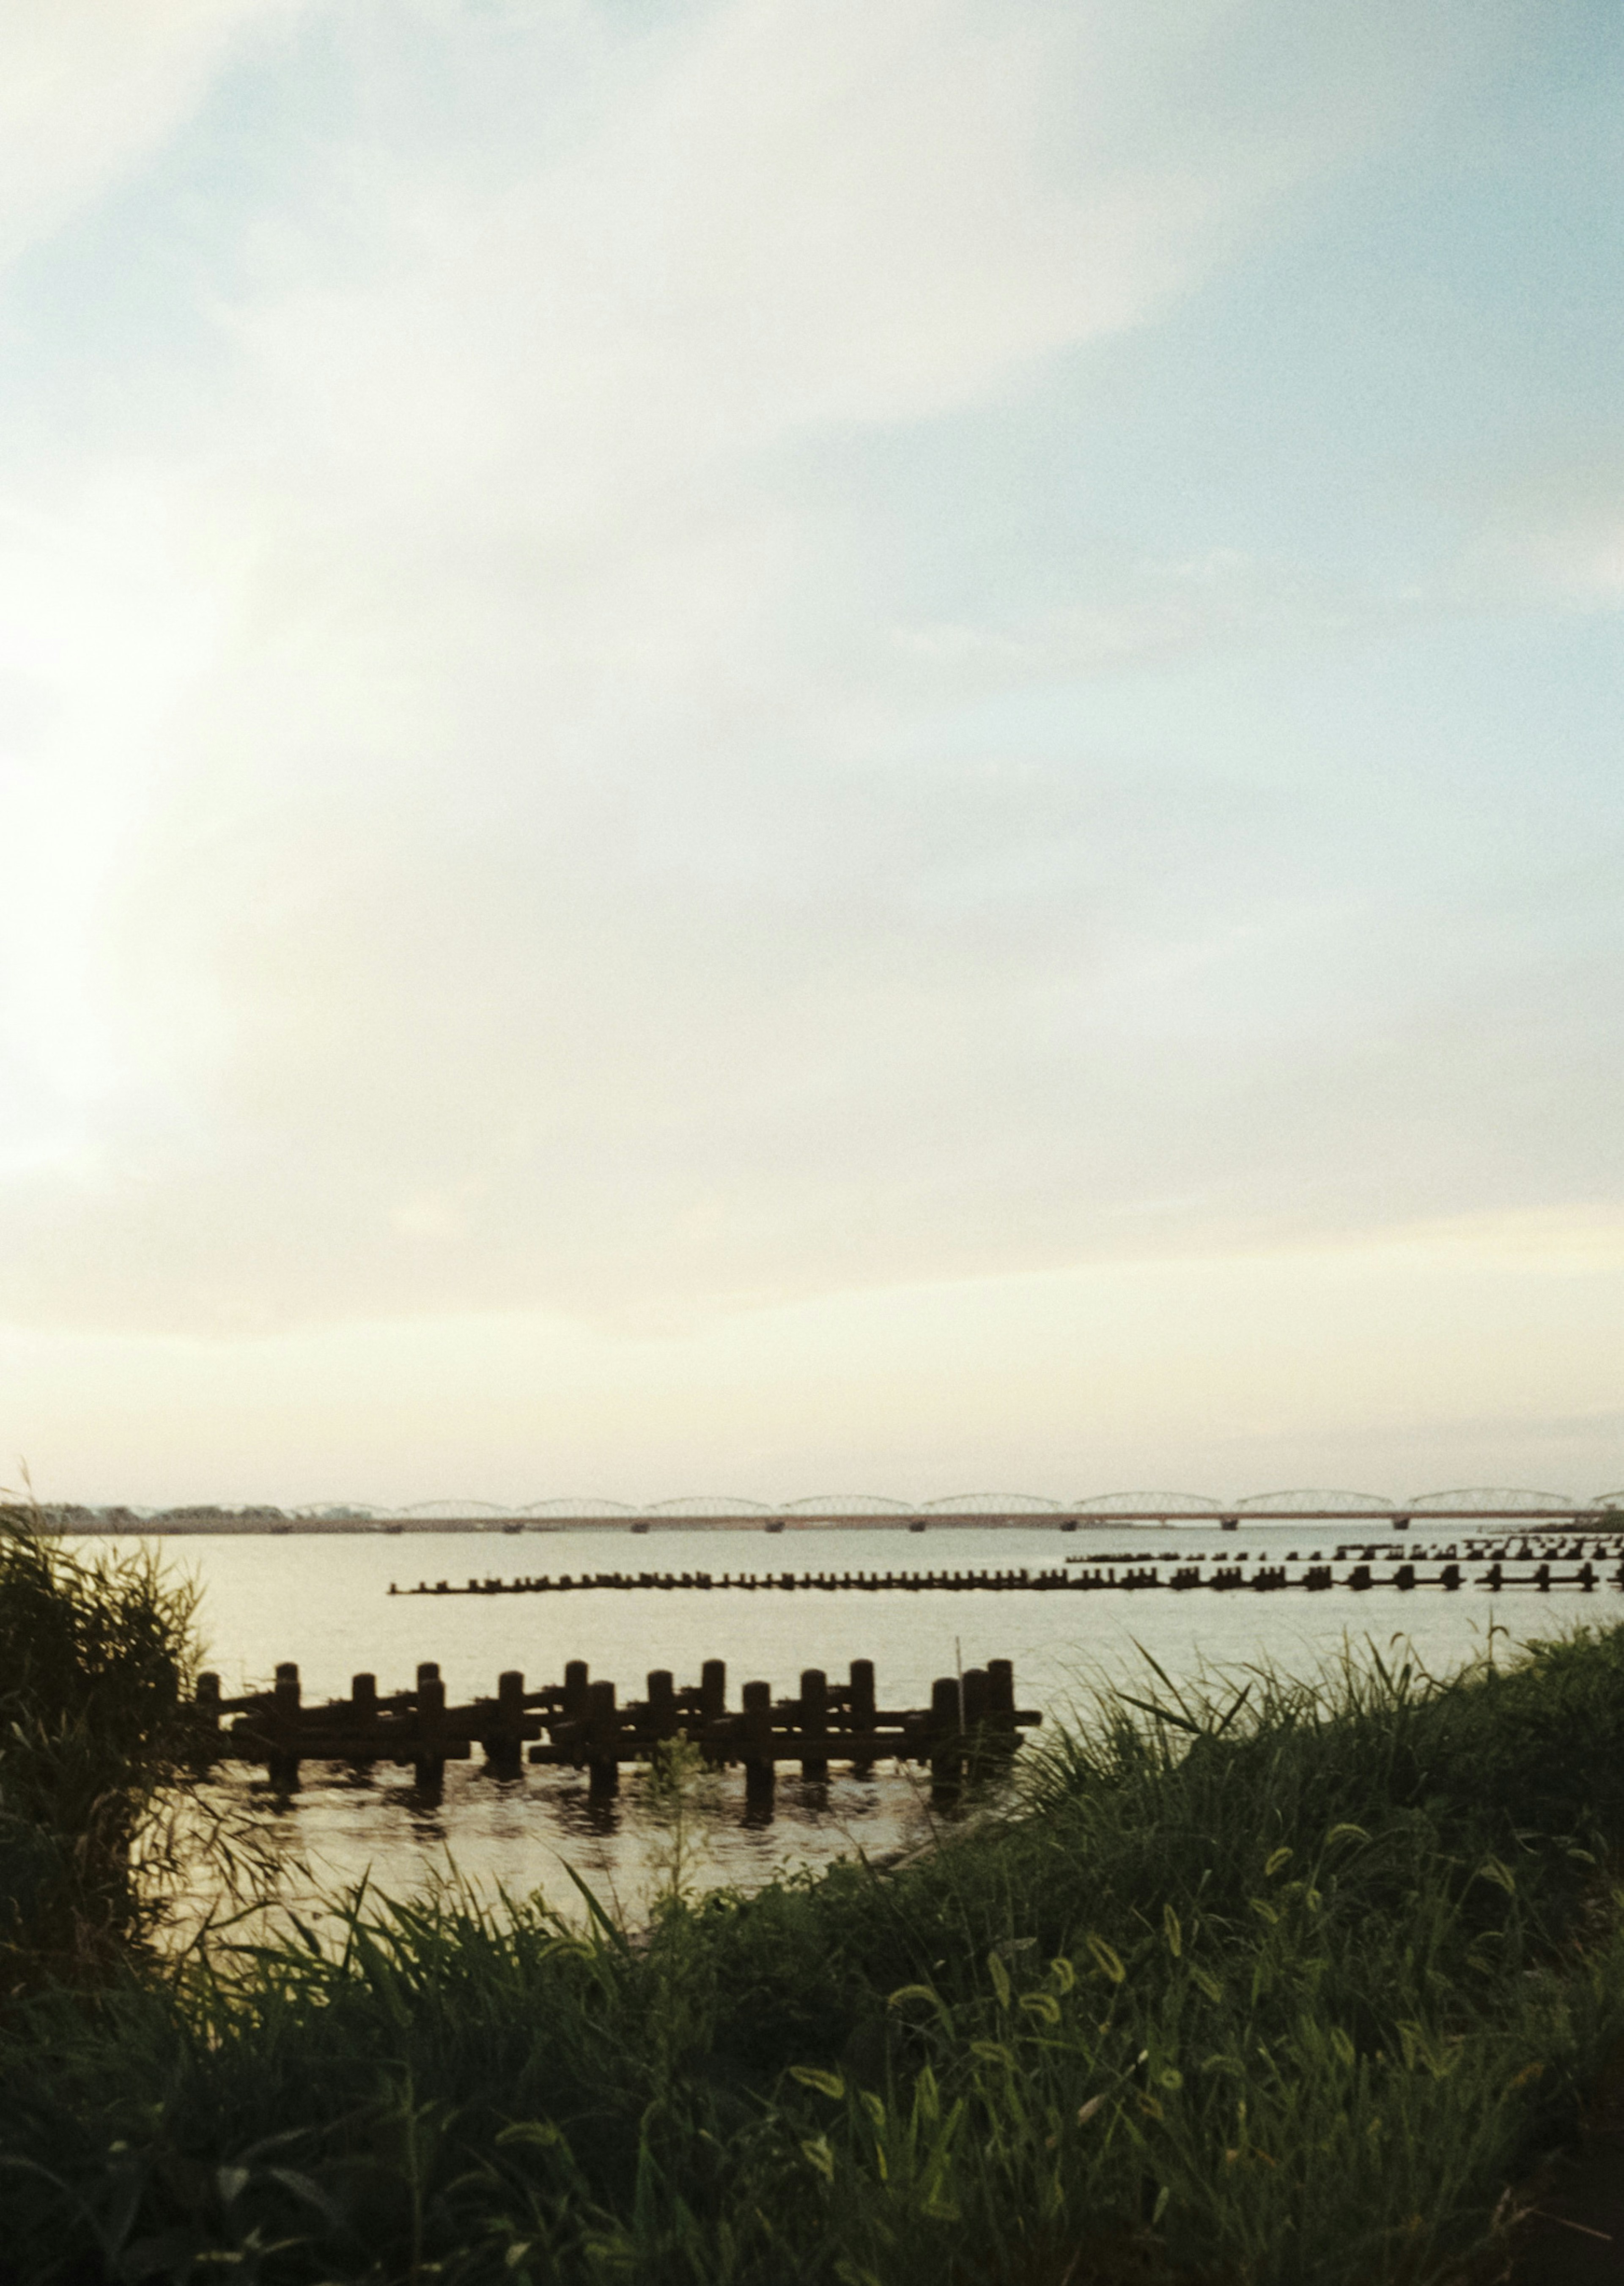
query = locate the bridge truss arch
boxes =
[1070,1491,1223,1515]
[649,1496,778,1519]
[1405,1487,1575,1514]
[783,1495,914,1517]
[1234,1490,1395,1516]
[399,1499,516,1520]
[521,1498,639,1519]
[925,1493,1063,1515]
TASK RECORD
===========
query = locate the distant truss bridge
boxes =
[46,1486,1624,1533]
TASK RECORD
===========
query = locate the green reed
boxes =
[0,1509,204,1990]
[2,1620,1623,2283]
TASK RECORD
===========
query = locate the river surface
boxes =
[115,1526,1610,1928]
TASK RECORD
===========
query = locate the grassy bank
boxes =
[2,1591,1623,2283]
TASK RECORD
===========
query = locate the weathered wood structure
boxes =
[192,1656,1040,1798]
[392,1543,1624,1598]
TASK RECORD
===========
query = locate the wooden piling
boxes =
[269,1661,301,1789]
[962,1665,990,1767]
[587,1680,619,1795]
[414,1661,446,1791]
[208,1650,1043,1803]
[849,1658,876,1775]
[800,1667,828,1781]
[928,1675,960,1792]
[741,1680,774,1803]
[647,1668,678,1740]
[486,1669,525,1774]
[349,1671,379,1767]
[192,1671,222,1762]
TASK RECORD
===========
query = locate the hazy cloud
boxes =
[0,0,296,271]
[0,0,1616,1371]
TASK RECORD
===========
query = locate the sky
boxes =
[0,0,1620,1511]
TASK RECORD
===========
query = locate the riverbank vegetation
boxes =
[1,1518,1622,2283]
[0,1522,200,1993]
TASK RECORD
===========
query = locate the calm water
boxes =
[122,1527,1605,1925]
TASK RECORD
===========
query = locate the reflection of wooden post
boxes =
[488,1669,524,1774]
[587,1679,619,1795]
[269,1662,302,1789]
[848,1658,875,1776]
[742,1680,774,1806]
[800,1668,828,1780]
[415,1661,446,1792]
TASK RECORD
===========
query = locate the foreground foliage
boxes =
[0,1520,198,1989]
[2,1618,1623,2284]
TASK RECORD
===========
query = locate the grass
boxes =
[0,1599,1622,2283]
[0,1512,201,1991]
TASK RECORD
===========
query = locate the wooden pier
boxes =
[392,1539,1624,1600]
[191,1656,1041,1799]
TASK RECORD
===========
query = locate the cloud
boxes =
[1,0,1609,1343]
[891,547,1410,681]
[1454,449,1624,607]
[0,0,296,272]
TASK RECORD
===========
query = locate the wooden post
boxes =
[985,1659,1018,1758]
[800,1668,828,1781]
[742,1680,774,1806]
[700,1659,727,1725]
[350,1672,379,1767]
[647,1669,677,1740]
[269,1662,302,1789]
[848,1658,875,1776]
[587,1679,619,1796]
[488,1669,524,1774]
[962,1666,989,1768]
[563,1660,590,1721]
[414,1661,446,1792]
[192,1671,222,1763]
[928,1675,960,1792]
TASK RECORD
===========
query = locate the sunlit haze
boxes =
[1,0,1620,1509]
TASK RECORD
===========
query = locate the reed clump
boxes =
[0,1515,200,1991]
[1,1623,1622,2284]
